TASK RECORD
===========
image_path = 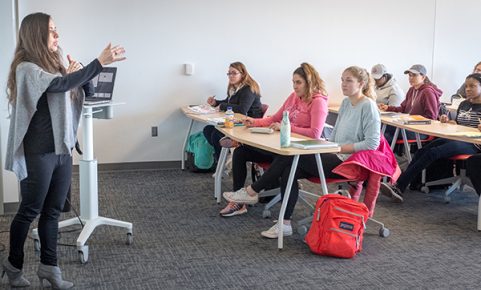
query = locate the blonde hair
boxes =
[293,62,328,102]
[228,62,261,96]
[343,66,376,100]
[7,13,67,104]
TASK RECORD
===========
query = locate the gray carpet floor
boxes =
[1,168,481,289]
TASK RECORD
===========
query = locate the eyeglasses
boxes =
[226,72,241,76]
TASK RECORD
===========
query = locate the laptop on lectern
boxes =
[84,67,117,105]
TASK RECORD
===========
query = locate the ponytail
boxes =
[344,66,376,100]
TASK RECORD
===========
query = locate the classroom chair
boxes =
[421,154,474,202]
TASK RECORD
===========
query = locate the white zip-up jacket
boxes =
[375,76,405,106]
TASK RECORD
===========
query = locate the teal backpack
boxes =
[185,131,215,172]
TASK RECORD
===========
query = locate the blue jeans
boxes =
[396,138,480,192]
[9,153,72,269]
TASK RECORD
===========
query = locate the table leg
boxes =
[314,154,328,195]
[400,129,412,162]
[278,155,299,249]
[390,127,400,150]
[181,119,194,170]
[214,147,229,203]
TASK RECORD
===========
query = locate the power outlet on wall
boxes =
[151,126,158,137]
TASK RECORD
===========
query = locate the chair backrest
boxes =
[261,104,269,117]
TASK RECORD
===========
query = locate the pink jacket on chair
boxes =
[332,135,401,183]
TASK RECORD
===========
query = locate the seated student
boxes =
[379,64,443,144]
[371,64,405,106]
[220,62,328,217]
[225,66,383,238]
[203,62,263,160]
[381,73,481,202]
[455,61,481,98]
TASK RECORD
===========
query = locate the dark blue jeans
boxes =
[396,138,480,192]
[9,153,72,269]
[203,125,224,161]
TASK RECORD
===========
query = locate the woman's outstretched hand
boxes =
[97,43,126,66]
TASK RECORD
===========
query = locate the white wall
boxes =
[0,0,20,204]
[1,0,480,203]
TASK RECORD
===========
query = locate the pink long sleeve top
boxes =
[251,92,328,139]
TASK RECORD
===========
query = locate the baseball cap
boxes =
[404,64,427,75]
[371,64,388,80]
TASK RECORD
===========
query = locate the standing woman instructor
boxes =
[2,13,125,288]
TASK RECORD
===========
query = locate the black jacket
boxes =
[215,85,263,118]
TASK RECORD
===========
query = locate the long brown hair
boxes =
[293,62,328,102]
[6,12,66,104]
[228,62,261,96]
[343,66,376,100]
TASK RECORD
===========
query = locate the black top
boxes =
[23,59,102,154]
[215,85,263,118]
[456,100,481,128]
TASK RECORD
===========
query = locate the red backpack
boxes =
[305,194,369,259]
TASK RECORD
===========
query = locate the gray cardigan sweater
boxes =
[5,62,84,180]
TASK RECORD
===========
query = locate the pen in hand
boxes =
[207,95,216,106]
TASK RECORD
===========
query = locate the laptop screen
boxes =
[86,67,117,101]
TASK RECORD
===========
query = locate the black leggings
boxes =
[231,145,277,191]
[9,153,72,269]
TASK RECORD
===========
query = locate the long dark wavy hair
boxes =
[6,12,66,104]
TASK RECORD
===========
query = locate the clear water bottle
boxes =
[224,106,235,128]
[280,111,291,147]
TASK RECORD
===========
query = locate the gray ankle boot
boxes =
[1,258,31,287]
[37,263,73,289]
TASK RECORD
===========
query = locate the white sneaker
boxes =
[223,188,259,204]
[261,221,293,239]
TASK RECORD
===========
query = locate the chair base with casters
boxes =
[421,154,474,203]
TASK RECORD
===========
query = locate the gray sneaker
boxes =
[380,182,404,202]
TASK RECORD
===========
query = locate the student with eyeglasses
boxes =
[203,62,263,161]
[381,73,481,202]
